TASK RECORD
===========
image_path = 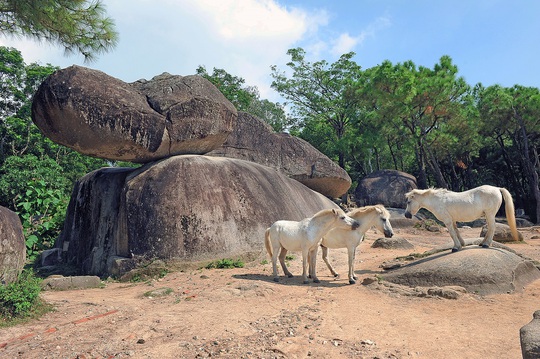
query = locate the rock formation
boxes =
[381,246,540,295]
[0,206,26,284]
[355,170,417,208]
[208,112,351,198]
[32,67,237,162]
[521,310,540,359]
[57,156,340,276]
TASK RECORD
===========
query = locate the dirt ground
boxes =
[1,226,540,359]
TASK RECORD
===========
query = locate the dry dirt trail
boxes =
[1,227,540,359]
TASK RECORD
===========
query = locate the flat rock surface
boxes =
[381,244,540,295]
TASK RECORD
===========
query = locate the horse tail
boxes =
[264,228,272,257]
[500,187,519,241]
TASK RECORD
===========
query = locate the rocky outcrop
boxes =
[381,246,540,295]
[0,206,26,284]
[57,155,340,276]
[521,310,540,359]
[31,67,236,163]
[208,112,352,198]
[480,222,524,242]
[355,170,417,208]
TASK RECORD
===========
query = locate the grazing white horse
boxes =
[265,208,359,284]
[316,205,394,284]
[404,185,519,252]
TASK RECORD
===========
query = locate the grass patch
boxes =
[204,258,244,269]
[0,269,54,328]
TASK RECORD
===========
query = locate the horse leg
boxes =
[308,247,320,283]
[480,215,496,248]
[347,246,357,284]
[453,222,466,247]
[445,221,463,252]
[271,246,280,282]
[278,248,293,277]
[301,249,310,284]
[321,246,339,277]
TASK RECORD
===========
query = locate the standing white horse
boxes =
[404,185,519,252]
[315,205,394,284]
[265,208,359,284]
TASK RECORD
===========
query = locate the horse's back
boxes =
[269,219,308,251]
[442,185,503,220]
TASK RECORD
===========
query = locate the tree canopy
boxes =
[0,0,118,61]
[270,49,540,222]
[197,65,291,132]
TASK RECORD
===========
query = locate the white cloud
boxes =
[331,33,363,56]
[0,0,330,101]
[330,15,391,57]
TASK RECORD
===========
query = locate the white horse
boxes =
[404,185,519,252]
[315,205,394,284]
[265,208,360,284]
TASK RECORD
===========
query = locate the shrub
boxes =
[205,258,245,269]
[0,269,42,319]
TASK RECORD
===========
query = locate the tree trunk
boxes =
[424,146,449,189]
[515,110,540,223]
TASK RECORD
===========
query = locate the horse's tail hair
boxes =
[264,228,272,257]
[500,187,519,241]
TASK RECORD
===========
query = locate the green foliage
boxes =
[271,48,364,167]
[0,269,42,320]
[0,155,71,208]
[196,65,292,132]
[0,0,118,62]
[205,258,245,269]
[15,178,68,259]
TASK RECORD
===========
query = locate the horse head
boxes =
[404,190,422,219]
[375,205,394,238]
[332,208,360,230]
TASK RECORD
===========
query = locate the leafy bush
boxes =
[0,269,42,319]
[16,178,68,259]
[205,258,245,269]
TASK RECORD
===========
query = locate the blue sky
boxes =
[1,0,539,102]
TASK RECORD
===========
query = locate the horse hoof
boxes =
[481,244,489,248]
[451,247,459,253]
[313,279,320,283]
[273,277,279,282]
[333,274,339,278]
[287,274,294,278]
[349,279,356,285]
[303,280,309,284]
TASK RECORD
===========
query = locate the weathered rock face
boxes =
[57,155,339,276]
[521,310,540,359]
[208,112,351,198]
[0,206,26,284]
[381,247,540,295]
[31,66,236,163]
[355,170,417,208]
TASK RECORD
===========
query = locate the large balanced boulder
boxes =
[0,206,26,284]
[208,112,351,198]
[381,246,540,295]
[32,66,236,163]
[355,170,417,208]
[57,155,340,276]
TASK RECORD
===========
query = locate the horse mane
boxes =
[313,208,342,219]
[405,187,448,198]
[348,204,389,217]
